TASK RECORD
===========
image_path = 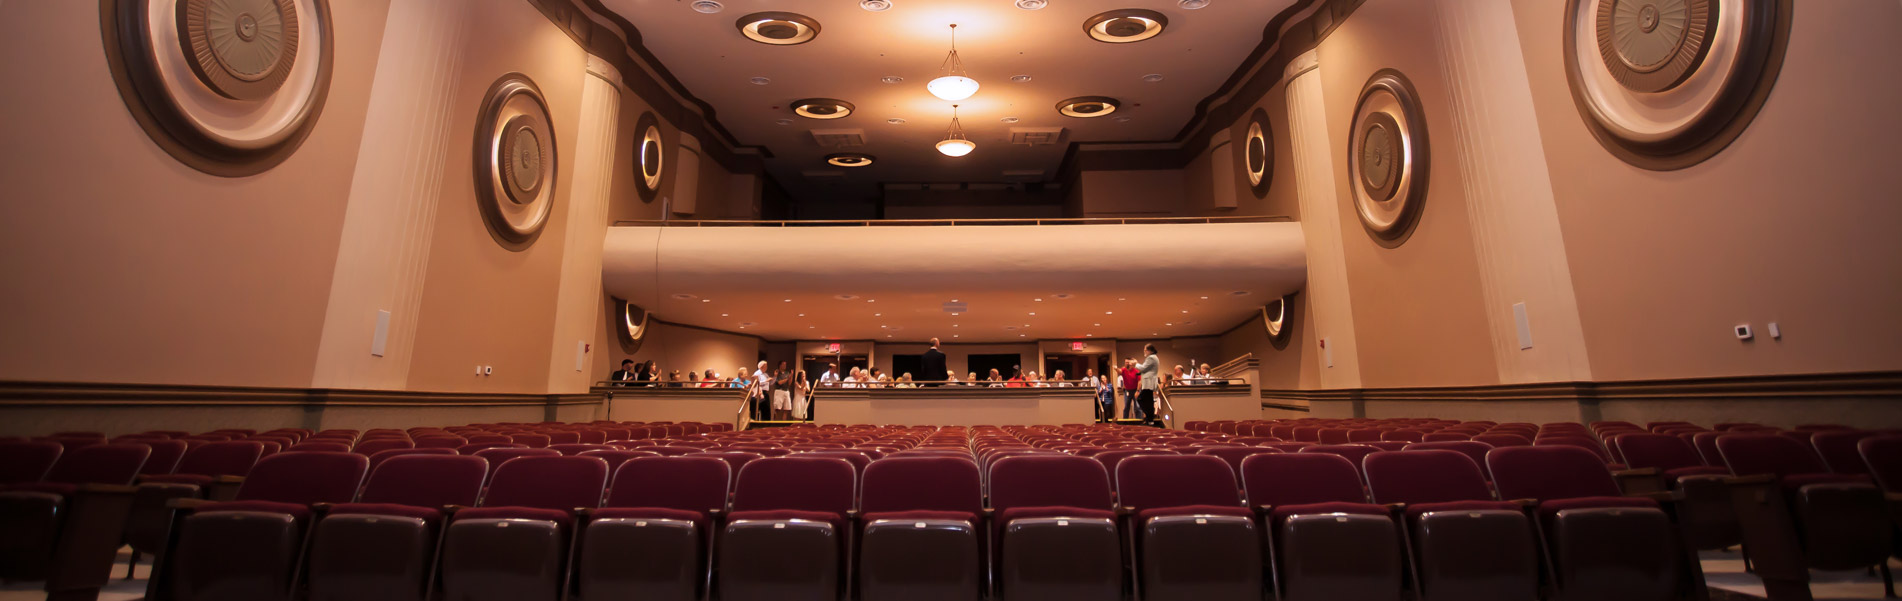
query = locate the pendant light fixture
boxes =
[927,24,980,101]
[936,104,975,157]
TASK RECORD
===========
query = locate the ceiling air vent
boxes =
[810,128,866,148]
[1008,127,1065,146]
[942,301,969,314]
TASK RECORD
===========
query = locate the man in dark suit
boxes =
[921,338,949,387]
[608,359,637,386]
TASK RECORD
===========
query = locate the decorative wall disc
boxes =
[101,0,332,176]
[1262,297,1289,339]
[474,74,556,248]
[1347,69,1429,246]
[634,112,664,201]
[1564,0,1790,170]
[614,299,650,354]
[1244,108,1273,197]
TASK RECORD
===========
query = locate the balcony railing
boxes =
[612,215,1291,228]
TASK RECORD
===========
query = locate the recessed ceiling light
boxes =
[875,313,882,317]
[887,118,907,125]
[951,313,960,316]
[1179,0,1212,8]
[1020,334,1027,338]
[1001,117,1020,123]
[722,313,730,317]
[1166,323,1173,326]
[826,152,875,167]
[1094,323,1101,326]
[774,119,793,125]
[1015,0,1048,9]
[1010,75,1033,83]
[798,313,805,317]
[737,12,821,45]
[1105,311,1113,315]
[792,98,855,120]
[701,299,711,303]
[1119,298,1127,301]
[1057,97,1121,118]
[951,299,960,302]
[860,0,893,12]
[1200,296,1209,300]
[953,335,959,338]
[1086,334,1093,337]
[1113,117,1132,123]
[1034,298,1043,302]
[691,0,723,13]
[1182,310,1189,313]
[835,294,859,300]
[880,76,905,84]
[1029,312,1036,316]
[671,293,698,300]
[1142,74,1165,83]
[953,324,959,327]
[749,77,772,86]
[1231,290,1251,296]
[867,299,875,303]
[1083,9,1168,43]
[784,299,792,302]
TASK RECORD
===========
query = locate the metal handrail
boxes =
[1209,353,1255,378]
[1155,387,1177,430]
[612,215,1291,228]
[734,384,755,431]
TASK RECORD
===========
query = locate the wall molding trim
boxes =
[1261,371,1902,405]
[0,381,604,408]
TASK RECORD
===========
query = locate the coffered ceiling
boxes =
[593,0,1302,203]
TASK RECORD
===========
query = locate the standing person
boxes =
[921,338,949,386]
[772,362,793,421]
[793,370,811,421]
[752,361,773,421]
[1090,369,1114,423]
[1119,358,1142,420]
[609,360,637,386]
[1007,366,1025,388]
[1138,344,1161,426]
[819,363,841,388]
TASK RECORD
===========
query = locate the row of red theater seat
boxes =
[4,419,1898,600]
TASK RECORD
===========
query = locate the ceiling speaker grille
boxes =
[810,128,866,147]
[1008,127,1065,146]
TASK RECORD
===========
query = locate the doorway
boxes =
[803,354,867,384]
[1043,353,1110,383]
[967,353,1021,382]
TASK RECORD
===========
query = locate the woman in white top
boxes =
[1052,370,1070,387]
[945,372,960,386]
[792,370,810,421]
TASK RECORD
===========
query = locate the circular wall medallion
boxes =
[1243,108,1273,197]
[1564,0,1790,170]
[1262,297,1290,340]
[1083,9,1168,43]
[826,153,875,167]
[634,112,664,201]
[792,98,855,120]
[102,0,332,176]
[615,299,650,354]
[735,12,820,45]
[1056,96,1120,118]
[1348,69,1429,246]
[474,74,556,249]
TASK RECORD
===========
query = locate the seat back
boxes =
[175,441,265,478]
[1402,441,1496,479]
[732,457,857,515]
[1298,444,1380,472]
[1811,430,1881,475]
[286,441,352,453]
[605,456,730,512]
[1195,447,1281,477]
[352,438,414,455]
[578,450,662,476]
[1716,434,1826,478]
[989,455,1113,513]
[1472,433,1531,448]
[1615,433,1706,472]
[483,456,609,510]
[45,443,152,486]
[361,455,488,507]
[473,448,561,481]
[1859,435,1902,492]
[861,456,983,514]
[793,451,873,476]
[236,452,369,505]
[1488,446,1620,501]
[366,447,457,474]
[1362,450,1492,505]
[547,444,617,456]
[1532,436,1612,463]
[1116,455,1241,511]
[1092,449,1176,488]
[1239,453,1367,506]
[0,440,64,484]
[138,439,191,475]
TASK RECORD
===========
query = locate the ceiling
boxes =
[601,222,1307,343]
[596,0,1301,204]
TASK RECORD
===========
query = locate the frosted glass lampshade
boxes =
[936,138,976,157]
[928,76,980,101]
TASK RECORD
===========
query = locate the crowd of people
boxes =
[605,338,1227,425]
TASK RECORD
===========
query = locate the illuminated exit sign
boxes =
[827,343,842,353]
[1071,342,1086,351]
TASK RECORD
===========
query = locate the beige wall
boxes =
[614,321,763,383]
[0,0,756,399]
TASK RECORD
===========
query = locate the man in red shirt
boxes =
[1118,358,1142,420]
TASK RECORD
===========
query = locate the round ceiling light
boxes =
[690,0,723,13]
[1084,9,1168,43]
[1056,96,1120,118]
[791,98,855,120]
[736,12,820,45]
[1142,73,1165,83]
[880,76,904,84]
[887,118,907,124]
[1010,75,1033,83]
[749,77,771,85]
[1179,0,1211,8]
[928,76,980,102]
[1016,0,1048,9]
[826,153,875,167]
[937,139,975,157]
[860,0,893,11]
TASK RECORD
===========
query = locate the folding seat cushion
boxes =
[1298,444,1380,474]
[473,448,560,481]
[168,452,369,601]
[1403,441,1496,480]
[987,454,1121,601]
[441,456,609,601]
[1810,430,1881,475]
[1716,434,1891,590]
[718,457,858,601]
[1488,446,1686,601]
[1115,455,1260,601]
[857,457,986,601]
[1238,453,1401,601]
[1612,433,1738,550]
[0,440,64,484]
[0,443,149,597]
[1362,450,1538,601]
[351,438,414,455]
[307,455,488,601]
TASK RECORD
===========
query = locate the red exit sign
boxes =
[827,343,842,353]
[1071,341,1086,351]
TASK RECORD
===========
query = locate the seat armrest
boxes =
[441,504,466,517]
[1630,490,1684,503]
[978,508,994,519]
[1508,498,1540,508]
[1725,474,1776,486]
[1613,467,1660,478]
